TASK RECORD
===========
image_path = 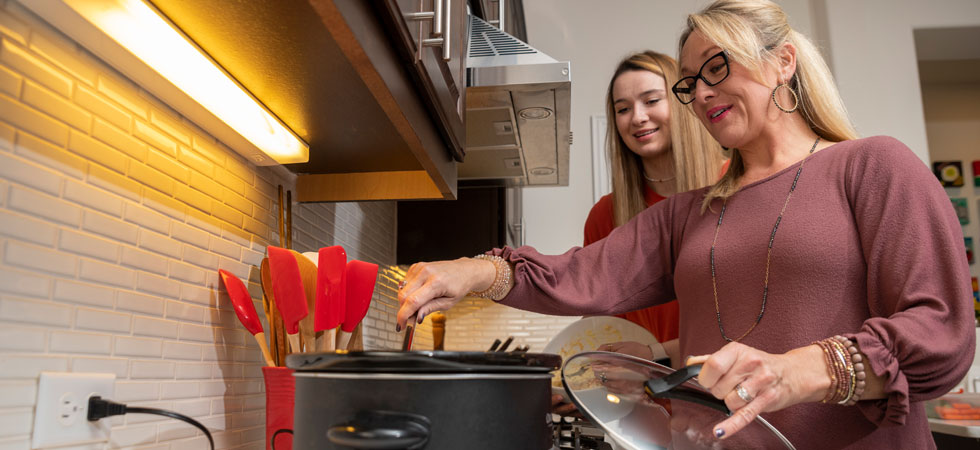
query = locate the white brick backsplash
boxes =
[50,330,112,354]
[114,336,162,358]
[0,4,403,446]
[75,307,131,333]
[175,362,212,380]
[112,381,159,403]
[161,381,200,400]
[137,229,181,259]
[22,80,90,132]
[0,38,70,97]
[107,424,158,448]
[88,163,140,202]
[0,325,44,352]
[165,300,205,322]
[92,117,145,161]
[130,360,175,379]
[59,229,119,262]
[0,7,30,45]
[179,284,212,306]
[124,204,170,235]
[70,356,128,377]
[74,84,130,131]
[117,291,165,316]
[0,410,31,438]
[83,210,138,244]
[0,208,57,246]
[134,120,177,157]
[171,221,209,249]
[97,75,148,120]
[162,340,201,361]
[80,258,136,288]
[64,179,122,216]
[208,236,239,260]
[136,272,179,298]
[0,355,67,378]
[0,91,68,148]
[0,151,61,196]
[121,246,167,275]
[0,266,50,298]
[132,315,177,338]
[169,260,206,285]
[4,241,75,276]
[0,381,36,408]
[179,323,214,343]
[182,245,218,270]
[53,279,113,308]
[15,132,86,180]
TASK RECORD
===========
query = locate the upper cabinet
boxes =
[149,0,466,201]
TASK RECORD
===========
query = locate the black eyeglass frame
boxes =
[671,51,730,105]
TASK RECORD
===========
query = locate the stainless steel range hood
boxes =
[461,15,571,186]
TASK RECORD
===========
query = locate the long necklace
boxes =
[709,137,820,342]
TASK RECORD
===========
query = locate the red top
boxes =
[584,185,678,344]
[495,137,974,448]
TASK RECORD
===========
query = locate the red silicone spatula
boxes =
[338,260,378,350]
[315,246,347,351]
[218,269,275,366]
[267,246,308,354]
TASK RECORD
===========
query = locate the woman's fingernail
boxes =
[395,324,401,332]
[714,428,725,438]
[417,314,425,324]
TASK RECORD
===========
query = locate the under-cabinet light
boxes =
[24,0,309,165]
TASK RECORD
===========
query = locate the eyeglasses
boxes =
[671,51,730,104]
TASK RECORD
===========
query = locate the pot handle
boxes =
[327,410,430,449]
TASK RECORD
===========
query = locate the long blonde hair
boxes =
[605,51,725,226]
[679,0,860,212]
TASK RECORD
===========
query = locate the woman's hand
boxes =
[395,257,496,329]
[686,342,829,440]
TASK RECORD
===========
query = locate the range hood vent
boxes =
[461,15,571,187]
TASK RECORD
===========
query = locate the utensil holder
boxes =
[263,366,294,450]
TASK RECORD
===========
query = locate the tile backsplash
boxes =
[0,0,581,448]
[0,1,408,447]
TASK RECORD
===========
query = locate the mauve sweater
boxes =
[492,136,974,449]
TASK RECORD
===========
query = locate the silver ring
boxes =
[598,372,607,383]
[735,384,753,403]
[398,281,406,289]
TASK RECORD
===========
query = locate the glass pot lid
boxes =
[561,352,795,450]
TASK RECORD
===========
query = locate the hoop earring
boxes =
[771,83,799,113]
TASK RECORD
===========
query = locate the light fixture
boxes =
[24,0,309,165]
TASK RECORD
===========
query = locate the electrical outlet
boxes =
[32,372,115,449]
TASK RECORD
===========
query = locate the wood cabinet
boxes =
[149,0,464,201]
[375,0,468,164]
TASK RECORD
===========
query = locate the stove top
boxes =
[552,414,614,450]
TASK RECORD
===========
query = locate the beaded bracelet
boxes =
[814,337,851,404]
[467,254,512,301]
[834,335,867,406]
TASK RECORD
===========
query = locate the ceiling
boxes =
[914,26,980,84]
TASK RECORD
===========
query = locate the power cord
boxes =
[88,396,214,450]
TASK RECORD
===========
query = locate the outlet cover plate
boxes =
[32,372,116,449]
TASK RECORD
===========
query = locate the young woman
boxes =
[586,50,725,361]
[395,1,973,447]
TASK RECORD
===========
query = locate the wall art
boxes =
[933,161,964,187]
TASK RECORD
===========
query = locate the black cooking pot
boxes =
[286,351,562,450]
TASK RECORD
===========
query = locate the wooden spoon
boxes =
[290,250,318,352]
[260,257,287,366]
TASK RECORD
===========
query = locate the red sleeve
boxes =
[584,194,616,246]
[844,136,975,426]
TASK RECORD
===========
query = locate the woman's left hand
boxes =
[687,342,829,440]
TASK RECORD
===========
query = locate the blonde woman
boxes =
[396,1,973,447]
[585,50,725,362]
